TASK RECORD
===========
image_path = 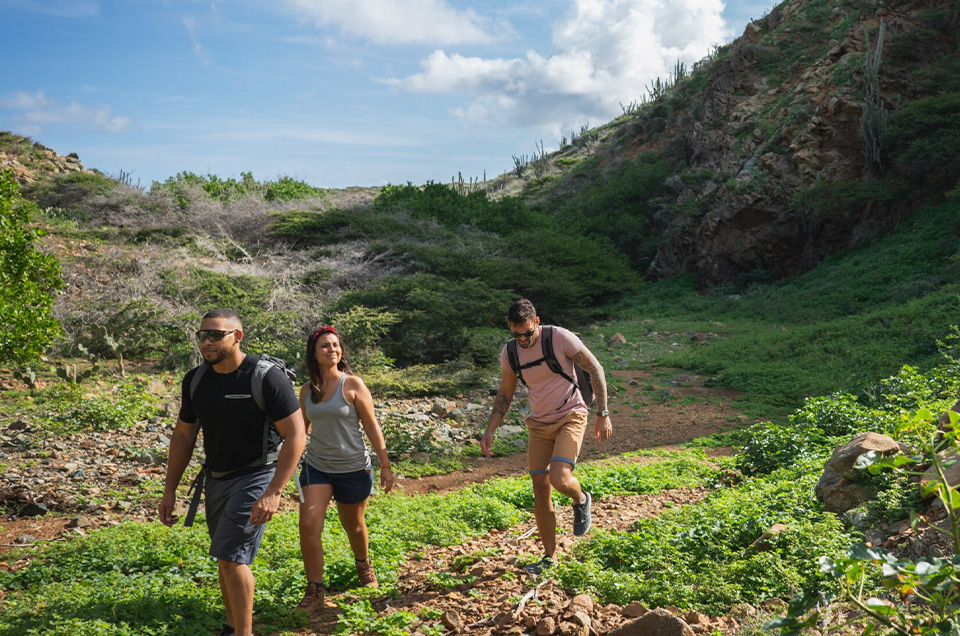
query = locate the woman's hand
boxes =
[380,465,395,494]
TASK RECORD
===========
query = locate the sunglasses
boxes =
[511,327,536,339]
[195,329,238,342]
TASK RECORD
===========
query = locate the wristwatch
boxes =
[598,410,609,417]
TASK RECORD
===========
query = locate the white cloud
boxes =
[281,0,503,46]
[0,0,99,18]
[183,17,213,65]
[0,90,131,134]
[389,0,729,133]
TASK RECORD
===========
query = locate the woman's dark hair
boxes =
[305,326,354,403]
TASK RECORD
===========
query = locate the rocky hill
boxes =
[0,132,90,184]
[516,0,959,286]
[3,0,957,293]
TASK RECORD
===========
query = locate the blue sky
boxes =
[1,0,777,189]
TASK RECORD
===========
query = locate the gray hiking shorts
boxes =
[205,466,275,565]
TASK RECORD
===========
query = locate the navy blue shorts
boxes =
[299,463,373,504]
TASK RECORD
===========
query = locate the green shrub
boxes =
[887,91,960,191]
[559,460,852,614]
[336,274,513,366]
[735,421,828,476]
[0,169,63,363]
[264,176,324,202]
[39,382,162,433]
[21,170,119,211]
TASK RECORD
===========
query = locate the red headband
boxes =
[311,326,337,339]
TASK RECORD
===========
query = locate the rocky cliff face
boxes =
[0,133,90,184]
[531,0,958,288]
[646,0,958,287]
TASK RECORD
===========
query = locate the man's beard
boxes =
[203,350,228,365]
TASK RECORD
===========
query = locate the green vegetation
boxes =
[151,171,325,209]
[598,195,960,418]
[0,454,715,635]
[0,169,63,364]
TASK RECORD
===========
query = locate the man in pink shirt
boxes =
[481,298,612,574]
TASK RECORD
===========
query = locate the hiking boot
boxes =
[522,556,554,575]
[356,557,378,587]
[573,491,592,536]
[296,582,325,614]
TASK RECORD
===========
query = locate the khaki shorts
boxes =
[527,410,589,475]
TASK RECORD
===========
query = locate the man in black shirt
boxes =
[159,309,305,636]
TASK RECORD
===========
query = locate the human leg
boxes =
[530,472,557,557]
[205,469,273,635]
[549,411,591,535]
[331,468,375,586]
[299,482,335,584]
[219,560,255,636]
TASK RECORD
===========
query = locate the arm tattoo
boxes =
[573,349,607,412]
[492,392,512,417]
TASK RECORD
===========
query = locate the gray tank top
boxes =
[304,374,370,473]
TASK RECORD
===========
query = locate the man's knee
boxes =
[548,462,574,490]
[530,474,551,498]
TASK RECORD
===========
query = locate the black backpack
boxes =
[183,354,296,526]
[506,325,594,407]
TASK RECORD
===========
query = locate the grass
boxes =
[0,453,719,636]
[594,198,960,419]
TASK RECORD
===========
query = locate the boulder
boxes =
[816,433,900,513]
[607,608,695,636]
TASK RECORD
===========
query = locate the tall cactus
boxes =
[860,20,887,175]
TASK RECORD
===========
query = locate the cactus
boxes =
[860,21,887,176]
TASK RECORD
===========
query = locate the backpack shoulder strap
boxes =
[250,356,281,466]
[506,339,525,385]
[188,364,209,446]
[541,325,577,385]
[251,357,272,414]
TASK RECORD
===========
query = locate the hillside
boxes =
[499,0,959,287]
[3,0,960,634]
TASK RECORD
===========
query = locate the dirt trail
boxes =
[1,369,754,634]
[398,368,750,496]
[299,483,730,636]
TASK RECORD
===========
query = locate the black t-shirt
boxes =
[179,355,301,473]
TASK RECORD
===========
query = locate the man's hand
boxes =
[480,430,496,456]
[595,415,612,443]
[249,491,282,525]
[158,492,178,527]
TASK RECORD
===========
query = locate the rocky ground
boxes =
[0,366,759,634]
[0,367,752,549]
[301,485,745,636]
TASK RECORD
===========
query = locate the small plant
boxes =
[512,153,529,178]
[769,408,960,635]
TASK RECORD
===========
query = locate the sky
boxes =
[1,0,778,189]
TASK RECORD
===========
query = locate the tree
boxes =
[0,169,63,363]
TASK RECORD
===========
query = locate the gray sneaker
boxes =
[522,555,554,575]
[573,491,592,536]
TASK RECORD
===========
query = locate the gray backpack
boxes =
[183,355,296,526]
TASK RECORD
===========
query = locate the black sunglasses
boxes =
[195,329,238,342]
[511,327,536,339]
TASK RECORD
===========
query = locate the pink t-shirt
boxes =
[500,325,586,424]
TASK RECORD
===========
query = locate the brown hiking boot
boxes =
[355,557,378,587]
[296,582,324,613]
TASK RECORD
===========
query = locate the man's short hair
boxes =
[507,299,536,324]
[202,308,242,326]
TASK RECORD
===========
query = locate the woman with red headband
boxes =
[294,326,394,614]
